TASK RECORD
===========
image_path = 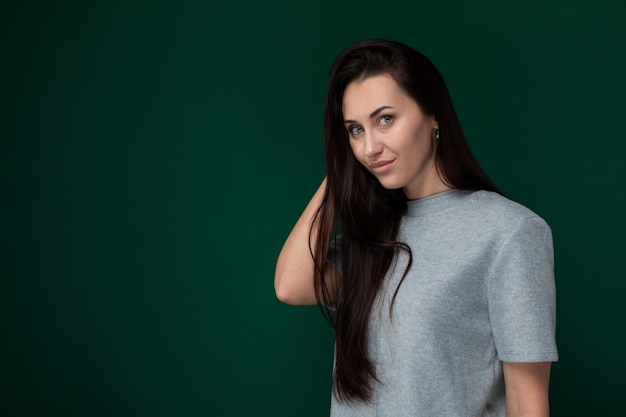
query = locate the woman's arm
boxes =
[503,362,552,417]
[274,178,337,306]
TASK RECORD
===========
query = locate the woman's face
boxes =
[342,74,446,200]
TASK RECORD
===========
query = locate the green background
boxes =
[2,0,625,415]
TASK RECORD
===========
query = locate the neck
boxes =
[403,166,452,200]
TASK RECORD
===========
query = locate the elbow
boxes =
[274,274,316,306]
[274,285,299,305]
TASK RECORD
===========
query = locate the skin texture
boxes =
[503,362,551,417]
[342,74,451,200]
[274,179,336,306]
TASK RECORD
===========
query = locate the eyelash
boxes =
[348,115,394,137]
[379,115,393,125]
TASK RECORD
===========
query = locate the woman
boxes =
[275,39,557,417]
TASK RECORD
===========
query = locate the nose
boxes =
[363,131,383,158]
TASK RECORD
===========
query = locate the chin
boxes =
[376,177,405,190]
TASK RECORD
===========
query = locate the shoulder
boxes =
[456,191,553,246]
[466,190,549,226]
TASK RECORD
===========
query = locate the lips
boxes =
[369,159,395,173]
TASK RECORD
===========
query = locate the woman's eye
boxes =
[379,115,394,125]
[349,126,364,136]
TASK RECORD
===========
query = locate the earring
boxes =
[435,129,440,141]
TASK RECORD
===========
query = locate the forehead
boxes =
[342,74,412,119]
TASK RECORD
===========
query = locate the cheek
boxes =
[348,140,363,162]
[405,123,431,151]
[409,120,426,138]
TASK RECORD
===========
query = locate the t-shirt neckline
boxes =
[405,189,475,217]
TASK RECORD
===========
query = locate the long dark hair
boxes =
[311,39,500,403]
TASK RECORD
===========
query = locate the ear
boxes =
[431,115,439,130]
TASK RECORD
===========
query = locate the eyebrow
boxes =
[344,106,394,124]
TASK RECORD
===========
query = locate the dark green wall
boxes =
[2,1,624,416]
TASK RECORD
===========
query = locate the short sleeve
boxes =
[487,216,558,362]
[323,235,342,311]
[326,234,342,272]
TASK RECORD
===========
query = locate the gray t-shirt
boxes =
[329,189,558,417]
